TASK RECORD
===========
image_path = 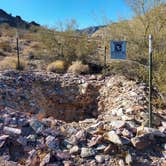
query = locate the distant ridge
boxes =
[77,25,106,35]
[0,9,40,28]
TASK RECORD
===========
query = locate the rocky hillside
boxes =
[0,9,40,28]
[0,70,165,165]
[77,25,106,35]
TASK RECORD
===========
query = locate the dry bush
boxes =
[0,49,7,57]
[67,61,89,75]
[0,41,12,52]
[0,57,27,70]
[46,60,67,73]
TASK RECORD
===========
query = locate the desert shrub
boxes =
[67,61,89,75]
[153,97,166,109]
[0,49,7,56]
[0,57,27,70]
[0,41,12,52]
[105,60,148,82]
[88,62,103,74]
[47,60,67,73]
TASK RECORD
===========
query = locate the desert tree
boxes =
[125,0,166,40]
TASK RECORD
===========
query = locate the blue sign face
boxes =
[110,41,126,59]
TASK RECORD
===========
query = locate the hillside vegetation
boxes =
[92,2,166,98]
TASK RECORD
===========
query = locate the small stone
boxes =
[111,108,124,116]
[119,159,125,166]
[130,91,137,97]
[89,75,97,80]
[75,130,87,141]
[161,121,166,127]
[0,135,9,148]
[3,126,21,135]
[29,119,44,134]
[104,131,125,145]
[110,120,126,129]
[18,118,28,127]
[159,126,166,133]
[145,127,165,137]
[81,147,95,158]
[104,145,111,154]
[46,135,59,150]
[122,128,133,138]
[131,135,151,150]
[125,152,133,165]
[88,135,103,147]
[42,118,53,127]
[40,153,51,166]
[104,144,118,154]
[0,135,9,141]
[68,136,78,145]
[121,115,134,121]
[67,127,77,135]
[96,144,106,151]
[137,126,165,137]
[27,134,36,142]
[162,143,166,150]
[95,155,105,163]
[56,152,71,160]
[126,108,134,115]
[69,145,79,154]
[89,160,96,166]
[87,122,104,134]
[27,154,40,166]
[17,136,27,146]
[89,122,104,129]
[63,160,73,166]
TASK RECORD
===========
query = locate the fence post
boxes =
[149,34,153,128]
[16,31,20,70]
[104,46,107,77]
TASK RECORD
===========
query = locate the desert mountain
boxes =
[77,25,106,35]
[0,9,40,28]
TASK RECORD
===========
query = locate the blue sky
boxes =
[0,0,133,29]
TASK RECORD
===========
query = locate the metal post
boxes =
[149,34,153,128]
[104,46,107,78]
[16,31,20,70]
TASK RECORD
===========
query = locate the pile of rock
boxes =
[98,76,162,127]
[0,70,165,165]
[0,107,165,165]
[0,71,104,122]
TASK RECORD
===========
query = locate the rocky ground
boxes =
[0,70,165,166]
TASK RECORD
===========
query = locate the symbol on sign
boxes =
[110,41,126,59]
[115,43,122,52]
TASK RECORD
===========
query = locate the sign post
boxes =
[149,34,153,128]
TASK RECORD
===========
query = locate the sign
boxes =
[110,41,126,59]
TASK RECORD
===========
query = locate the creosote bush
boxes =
[0,57,27,70]
[67,61,89,75]
[46,60,67,73]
